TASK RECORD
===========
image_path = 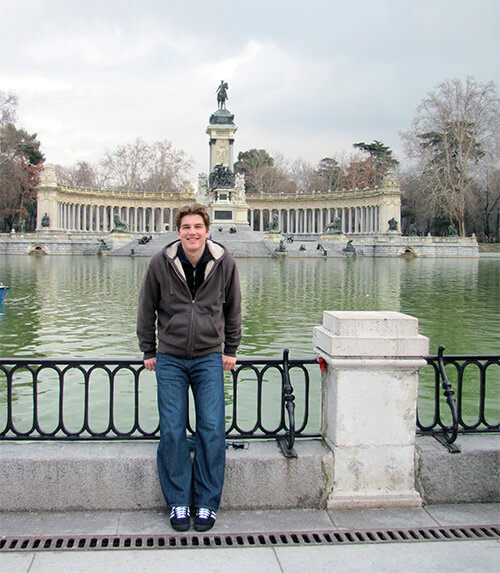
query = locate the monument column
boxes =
[203,81,248,227]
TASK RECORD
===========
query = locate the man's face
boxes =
[178,214,210,258]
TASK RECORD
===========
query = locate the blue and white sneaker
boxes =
[194,507,216,531]
[169,505,190,531]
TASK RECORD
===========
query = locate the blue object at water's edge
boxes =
[0,285,8,304]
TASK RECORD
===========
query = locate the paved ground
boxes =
[1,503,499,572]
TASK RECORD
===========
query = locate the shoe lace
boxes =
[170,506,190,519]
[196,507,215,520]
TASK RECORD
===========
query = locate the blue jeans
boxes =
[155,352,225,512]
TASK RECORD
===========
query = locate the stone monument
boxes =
[201,81,248,227]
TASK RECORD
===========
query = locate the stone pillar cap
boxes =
[322,311,420,337]
[314,311,430,358]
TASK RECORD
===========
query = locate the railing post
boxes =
[277,348,297,458]
[434,345,460,452]
[314,311,429,509]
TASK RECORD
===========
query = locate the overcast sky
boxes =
[1,0,498,182]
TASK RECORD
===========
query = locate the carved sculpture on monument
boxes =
[209,164,235,189]
[235,173,246,202]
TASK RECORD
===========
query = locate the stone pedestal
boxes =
[206,112,237,174]
[313,311,429,509]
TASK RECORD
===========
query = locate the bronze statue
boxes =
[209,164,235,189]
[325,217,341,234]
[275,239,287,253]
[269,214,280,232]
[112,214,128,232]
[343,240,356,253]
[388,217,398,231]
[217,81,229,110]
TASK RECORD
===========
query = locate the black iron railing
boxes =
[420,347,500,451]
[1,349,498,453]
[0,351,319,456]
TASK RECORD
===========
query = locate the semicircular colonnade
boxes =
[36,180,401,236]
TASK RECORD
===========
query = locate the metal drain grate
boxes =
[1,525,498,552]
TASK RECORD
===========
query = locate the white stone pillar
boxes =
[313,311,429,509]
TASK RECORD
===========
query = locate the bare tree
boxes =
[142,140,193,193]
[55,161,101,188]
[0,90,17,128]
[100,138,192,193]
[402,77,500,236]
[289,158,321,194]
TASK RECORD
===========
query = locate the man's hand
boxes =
[144,357,156,371]
[222,355,237,371]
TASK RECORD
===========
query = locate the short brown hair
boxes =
[175,204,210,230]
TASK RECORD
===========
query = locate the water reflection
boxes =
[1,255,498,358]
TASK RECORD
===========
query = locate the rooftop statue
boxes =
[217,81,229,110]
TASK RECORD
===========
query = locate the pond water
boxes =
[0,254,498,433]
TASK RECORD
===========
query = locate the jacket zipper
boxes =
[168,252,222,360]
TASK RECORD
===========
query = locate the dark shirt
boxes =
[177,243,213,299]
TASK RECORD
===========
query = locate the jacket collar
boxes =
[165,238,225,262]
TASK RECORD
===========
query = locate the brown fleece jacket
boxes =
[137,239,242,360]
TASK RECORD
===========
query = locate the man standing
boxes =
[137,204,242,532]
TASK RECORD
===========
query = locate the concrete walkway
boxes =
[1,503,498,572]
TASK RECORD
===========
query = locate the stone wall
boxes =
[0,436,497,512]
[0,233,133,256]
[0,233,480,258]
